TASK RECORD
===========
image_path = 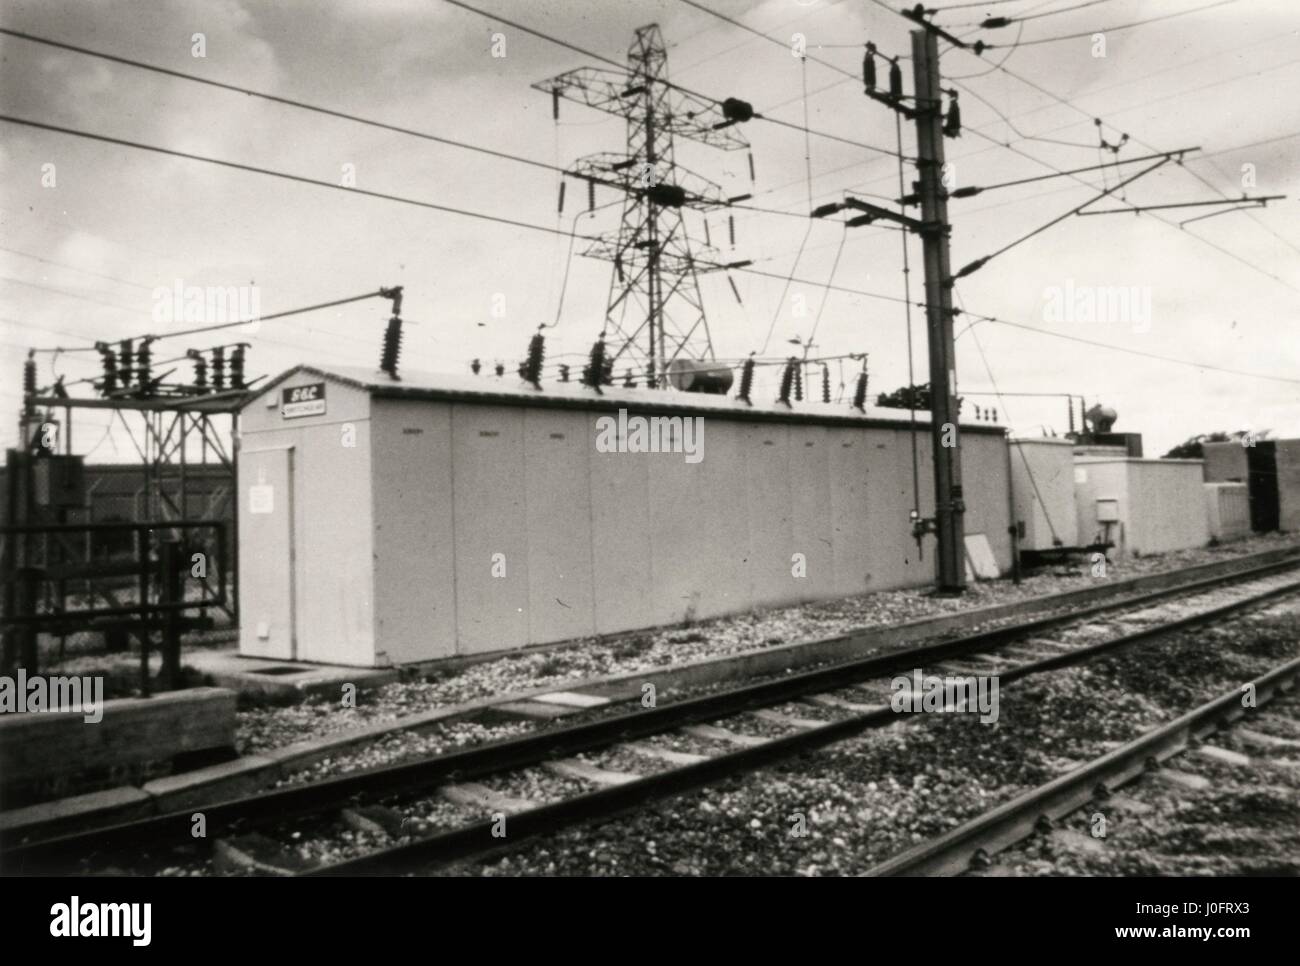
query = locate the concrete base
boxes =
[185,648,399,701]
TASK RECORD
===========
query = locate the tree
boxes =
[1162,429,1266,459]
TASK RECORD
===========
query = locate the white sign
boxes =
[282,382,326,419]
[1074,467,1087,484]
[249,484,274,514]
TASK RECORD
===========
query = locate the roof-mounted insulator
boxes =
[119,339,135,388]
[212,346,226,391]
[822,364,831,404]
[96,343,118,395]
[230,344,247,390]
[494,362,505,377]
[974,404,982,420]
[889,58,903,102]
[852,370,869,412]
[737,356,755,405]
[793,360,803,402]
[943,90,961,138]
[22,354,37,411]
[863,42,877,92]
[523,332,545,389]
[188,349,208,392]
[582,338,607,394]
[471,358,482,375]
[380,316,403,381]
[777,358,796,406]
[623,369,636,388]
[558,363,570,383]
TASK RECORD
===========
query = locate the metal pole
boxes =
[911,29,965,593]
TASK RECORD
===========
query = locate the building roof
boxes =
[245,362,1008,435]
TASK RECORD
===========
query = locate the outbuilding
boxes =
[236,363,1013,667]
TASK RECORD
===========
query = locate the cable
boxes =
[443,0,904,158]
[992,0,1241,47]
[0,247,156,292]
[961,311,1300,385]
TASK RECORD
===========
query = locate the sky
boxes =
[0,0,1297,460]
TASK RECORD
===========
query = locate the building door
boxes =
[239,446,296,659]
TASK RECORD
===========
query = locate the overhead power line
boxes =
[988,0,1241,47]
[441,0,903,158]
[0,113,918,312]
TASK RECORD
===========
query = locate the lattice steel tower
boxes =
[535,24,751,386]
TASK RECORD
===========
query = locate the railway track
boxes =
[5,556,1300,876]
[865,652,1300,877]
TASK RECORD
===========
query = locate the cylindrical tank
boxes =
[665,358,734,394]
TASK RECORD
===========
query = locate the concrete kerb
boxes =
[5,544,1298,840]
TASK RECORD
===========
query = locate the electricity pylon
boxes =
[535,24,752,386]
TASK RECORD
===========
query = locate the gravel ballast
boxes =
[435,598,1300,876]
[236,533,1300,755]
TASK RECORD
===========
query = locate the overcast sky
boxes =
[1,0,1297,459]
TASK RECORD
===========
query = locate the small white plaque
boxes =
[1074,467,1087,484]
[249,484,274,514]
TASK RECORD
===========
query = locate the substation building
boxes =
[236,364,1014,667]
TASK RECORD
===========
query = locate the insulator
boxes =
[863,45,876,92]
[230,344,247,390]
[588,179,596,211]
[558,181,566,214]
[737,357,754,404]
[727,275,743,306]
[22,356,37,414]
[601,357,614,386]
[136,339,153,389]
[777,359,795,405]
[212,346,226,390]
[552,88,560,121]
[974,404,982,420]
[944,96,962,138]
[53,376,68,399]
[793,361,803,402]
[558,363,570,383]
[380,315,403,379]
[990,407,997,422]
[191,353,208,392]
[853,368,869,410]
[494,362,505,377]
[747,152,755,182]
[647,183,687,208]
[889,58,903,101]
[822,364,831,404]
[97,343,118,395]
[471,358,482,375]
[728,214,735,247]
[623,369,636,388]
[524,332,545,387]
[119,339,135,387]
[615,256,624,283]
[584,339,607,391]
[703,220,712,247]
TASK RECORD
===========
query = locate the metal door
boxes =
[239,446,296,659]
